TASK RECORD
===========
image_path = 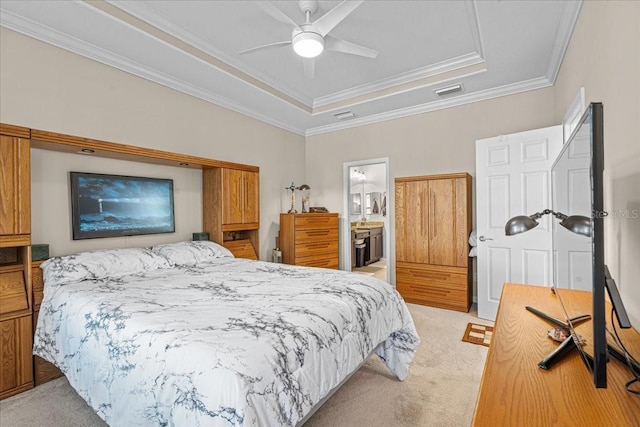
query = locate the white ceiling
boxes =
[0,0,582,136]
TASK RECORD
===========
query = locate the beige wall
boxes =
[553,1,640,327]
[0,28,306,259]
[306,83,556,294]
[307,0,640,326]
[1,2,638,324]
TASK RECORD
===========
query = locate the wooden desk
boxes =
[473,283,640,426]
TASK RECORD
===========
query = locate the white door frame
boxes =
[342,157,390,283]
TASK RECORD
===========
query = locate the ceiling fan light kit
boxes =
[293,29,324,58]
[241,0,377,78]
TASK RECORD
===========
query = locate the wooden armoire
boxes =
[395,173,472,312]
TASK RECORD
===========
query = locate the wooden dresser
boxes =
[279,213,339,269]
[473,283,640,426]
[395,173,472,312]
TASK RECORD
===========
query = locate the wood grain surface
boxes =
[473,283,640,426]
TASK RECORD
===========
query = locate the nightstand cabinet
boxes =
[31,260,63,385]
[203,167,260,260]
[279,213,339,269]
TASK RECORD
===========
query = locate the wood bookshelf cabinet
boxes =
[0,124,34,399]
[279,213,339,269]
[203,167,260,260]
[0,127,31,245]
[395,173,472,312]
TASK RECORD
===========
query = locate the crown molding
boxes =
[107,0,314,108]
[1,1,579,140]
[545,0,583,83]
[312,53,485,110]
[0,8,306,136]
[313,0,484,109]
[306,76,553,136]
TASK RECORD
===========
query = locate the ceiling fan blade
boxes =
[262,1,299,30]
[303,58,316,79]
[325,36,378,59]
[239,41,291,55]
[313,0,364,37]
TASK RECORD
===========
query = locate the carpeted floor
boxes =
[0,303,492,427]
[352,258,387,281]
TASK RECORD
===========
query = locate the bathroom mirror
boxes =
[366,192,382,215]
[350,193,362,215]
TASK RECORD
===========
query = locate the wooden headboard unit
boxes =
[1,123,260,395]
[30,129,258,172]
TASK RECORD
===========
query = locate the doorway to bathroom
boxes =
[342,158,389,282]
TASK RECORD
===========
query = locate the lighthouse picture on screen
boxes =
[70,172,175,240]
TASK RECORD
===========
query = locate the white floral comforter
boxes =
[34,257,419,427]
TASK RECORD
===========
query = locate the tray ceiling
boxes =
[0,1,582,136]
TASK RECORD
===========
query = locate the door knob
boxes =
[478,235,493,242]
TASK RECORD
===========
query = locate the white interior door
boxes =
[476,126,563,320]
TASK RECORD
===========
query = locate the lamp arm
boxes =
[533,209,568,221]
[551,210,568,221]
[529,211,546,220]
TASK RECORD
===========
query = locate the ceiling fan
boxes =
[240,0,379,79]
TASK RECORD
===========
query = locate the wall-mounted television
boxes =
[70,172,175,240]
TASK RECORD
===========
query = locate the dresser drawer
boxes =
[294,240,339,258]
[396,262,467,289]
[295,215,338,230]
[295,256,339,269]
[0,268,29,316]
[396,280,469,311]
[295,228,339,244]
[223,239,258,260]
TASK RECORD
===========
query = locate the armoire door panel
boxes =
[404,180,430,264]
[395,183,407,262]
[428,179,455,266]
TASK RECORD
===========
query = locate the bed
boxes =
[33,241,420,427]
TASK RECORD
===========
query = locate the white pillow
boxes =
[151,240,233,266]
[41,247,170,287]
